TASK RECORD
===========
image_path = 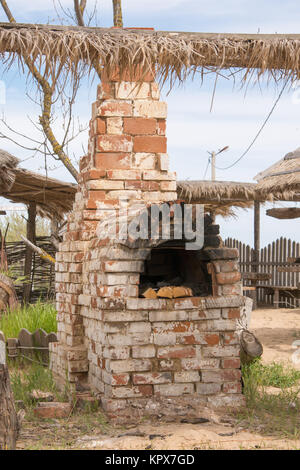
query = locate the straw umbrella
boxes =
[255,147,300,201]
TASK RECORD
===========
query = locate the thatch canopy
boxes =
[0,149,19,192]
[0,152,76,219]
[177,180,262,216]
[1,23,300,86]
[255,148,300,201]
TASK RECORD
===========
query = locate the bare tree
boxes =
[0,0,124,182]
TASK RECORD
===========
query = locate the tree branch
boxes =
[0,1,79,182]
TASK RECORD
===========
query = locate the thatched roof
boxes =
[177,180,263,216]
[0,151,76,219]
[0,149,19,192]
[1,23,300,86]
[255,148,300,200]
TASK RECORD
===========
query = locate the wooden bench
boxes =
[257,284,300,308]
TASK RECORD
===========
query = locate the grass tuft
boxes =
[10,361,65,409]
[0,301,57,338]
[237,359,300,438]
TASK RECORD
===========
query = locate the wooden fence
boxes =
[225,237,300,307]
[6,236,56,303]
[0,328,57,365]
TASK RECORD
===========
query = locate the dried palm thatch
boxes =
[255,148,300,200]
[2,168,77,220]
[0,150,77,219]
[0,150,19,192]
[1,23,300,86]
[177,180,265,218]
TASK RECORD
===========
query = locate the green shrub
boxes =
[243,359,300,390]
[0,301,57,338]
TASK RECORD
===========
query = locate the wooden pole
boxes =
[23,203,36,304]
[0,333,19,450]
[253,201,260,309]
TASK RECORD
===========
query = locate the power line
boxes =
[215,80,289,171]
[203,156,210,179]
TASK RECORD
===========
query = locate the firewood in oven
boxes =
[141,288,158,299]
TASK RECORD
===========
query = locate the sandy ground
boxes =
[251,307,300,369]
[16,307,300,450]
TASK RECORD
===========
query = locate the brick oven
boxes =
[50,67,246,421]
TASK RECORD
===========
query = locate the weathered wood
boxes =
[23,203,36,304]
[240,330,263,365]
[0,363,19,450]
[0,273,18,312]
[21,235,55,265]
[225,236,300,308]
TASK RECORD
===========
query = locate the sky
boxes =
[0,0,299,247]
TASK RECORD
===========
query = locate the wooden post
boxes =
[0,333,19,450]
[23,203,36,304]
[253,201,260,309]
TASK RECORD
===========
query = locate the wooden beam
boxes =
[266,207,300,219]
[23,203,36,304]
[0,23,300,41]
[252,201,261,309]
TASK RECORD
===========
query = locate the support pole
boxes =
[0,333,19,450]
[253,201,260,309]
[23,203,36,304]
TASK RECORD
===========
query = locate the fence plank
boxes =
[224,237,300,307]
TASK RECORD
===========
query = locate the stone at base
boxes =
[33,402,72,419]
[100,393,245,424]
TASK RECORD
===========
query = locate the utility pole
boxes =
[207,146,229,182]
[207,146,229,222]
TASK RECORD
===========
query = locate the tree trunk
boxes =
[112,0,123,27]
[0,364,19,450]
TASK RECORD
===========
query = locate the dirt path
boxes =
[250,307,300,368]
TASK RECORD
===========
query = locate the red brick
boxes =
[124,118,157,135]
[83,169,107,180]
[97,82,115,99]
[223,382,242,394]
[204,334,220,346]
[222,358,241,369]
[133,136,167,153]
[101,66,155,82]
[225,308,241,319]
[112,374,130,386]
[79,155,89,172]
[98,101,132,117]
[124,180,160,190]
[86,191,106,209]
[97,135,133,153]
[95,117,106,134]
[94,152,131,170]
[33,402,72,419]
[157,119,166,135]
[157,346,196,359]
[216,272,241,285]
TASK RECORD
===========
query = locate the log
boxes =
[0,337,19,450]
[240,330,263,365]
[0,273,18,312]
[157,286,194,299]
[173,286,193,298]
[142,288,157,299]
[157,286,173,299]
